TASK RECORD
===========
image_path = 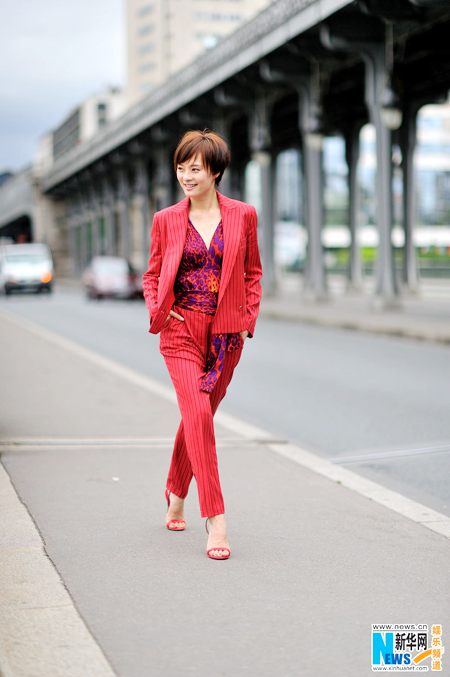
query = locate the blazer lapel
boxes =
[217,191,239,307]
[167,198,189,276]
[159,198,188,309]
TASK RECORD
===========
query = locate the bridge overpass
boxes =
[2,0,450,304]
[0,168,34,242]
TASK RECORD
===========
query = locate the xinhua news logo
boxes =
[372,624,444,671]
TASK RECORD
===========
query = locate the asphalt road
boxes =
[1,286,449,517]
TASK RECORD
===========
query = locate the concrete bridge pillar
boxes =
[66,198,79,277]
[298,80,327,301]
[89,185,102,258]
[363,43,399,307]
[399,104,419,292]
[116,168,131,260]
[102,178,116,256]
[321,25,400,307]
[133,157,151,271]
[213,111,232,198]
[79,193,92,271]
[153,147,172,212]
[345,122,364,291]
[33,189,71,277]
[249,90,276,296]
[229,160,245,202]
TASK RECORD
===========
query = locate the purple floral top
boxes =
[174,219,242,393]
[174,219,223,314]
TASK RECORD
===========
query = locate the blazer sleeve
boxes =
[244,205,263,338]
[142,212,161,323]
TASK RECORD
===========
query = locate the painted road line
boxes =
[0,437,284,448]
[1,307,449,540]
[331,443,450,464]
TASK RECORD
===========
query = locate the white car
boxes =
[82,256,140,300]
[0,243,54,295]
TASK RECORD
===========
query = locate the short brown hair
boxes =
[173,129,230,186]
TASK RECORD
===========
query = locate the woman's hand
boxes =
[240,329,249,341]
[165,310,185,324]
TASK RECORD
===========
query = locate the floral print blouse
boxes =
[174,219,242,393]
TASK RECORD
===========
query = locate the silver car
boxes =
[0,243,54,295]
[82,256,139,300]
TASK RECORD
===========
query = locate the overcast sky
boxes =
[0,0,125,173]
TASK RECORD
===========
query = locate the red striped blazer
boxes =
[142,190,263,337]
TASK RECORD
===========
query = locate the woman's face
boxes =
[176,154,219,199]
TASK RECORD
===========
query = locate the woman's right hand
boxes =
[165,309,185,324]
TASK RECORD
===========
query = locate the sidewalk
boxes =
[1,311,449,677]
[259,274,450,344]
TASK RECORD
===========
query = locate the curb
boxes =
[259,306,450,345]
[0,462,117,677]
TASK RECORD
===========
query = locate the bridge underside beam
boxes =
[33,0,450,300]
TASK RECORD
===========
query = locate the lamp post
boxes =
[380,79,403,131]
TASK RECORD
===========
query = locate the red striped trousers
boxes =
[161,306,243,517]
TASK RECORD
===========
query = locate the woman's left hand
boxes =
[240,330,249,341]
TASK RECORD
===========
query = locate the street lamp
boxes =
[305,103,325,151]
[380,79,403,130]
[305,131,325,151]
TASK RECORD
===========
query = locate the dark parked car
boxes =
[83,256,142,299]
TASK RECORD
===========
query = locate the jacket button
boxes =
[238,305,242,309]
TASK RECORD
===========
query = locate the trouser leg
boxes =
[164,355,223,518]
[165,421,192,500]
[165,347,242,517]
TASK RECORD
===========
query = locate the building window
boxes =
[138,23,155,36]
[137,4,154,17]
[97,102,107,127]
[194,12,242,21]
[138,62,156,73]
[139,82,154,92]
[52,109,81,159]
[195,33,221,48]
[138,42,155,55]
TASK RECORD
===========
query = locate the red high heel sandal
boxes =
[165,489,186,531]
[205,517,230,560]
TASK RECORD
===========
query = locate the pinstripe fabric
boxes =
[162,306,242,517]
[142,191,263,338]
[142,191,262,518]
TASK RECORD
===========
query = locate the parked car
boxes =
[0,243,54,295]
[83,256,141,299]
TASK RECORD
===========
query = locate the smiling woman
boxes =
[174,130,230,188]
[142,129,263,561]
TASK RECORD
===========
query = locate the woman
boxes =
[142,129,262,560]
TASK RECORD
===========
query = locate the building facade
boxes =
[126,0,271,105]
[34,87,127,176]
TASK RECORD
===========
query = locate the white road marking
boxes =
[1,306,449,540]
[0,437,280,448]
[331,443,450,464]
